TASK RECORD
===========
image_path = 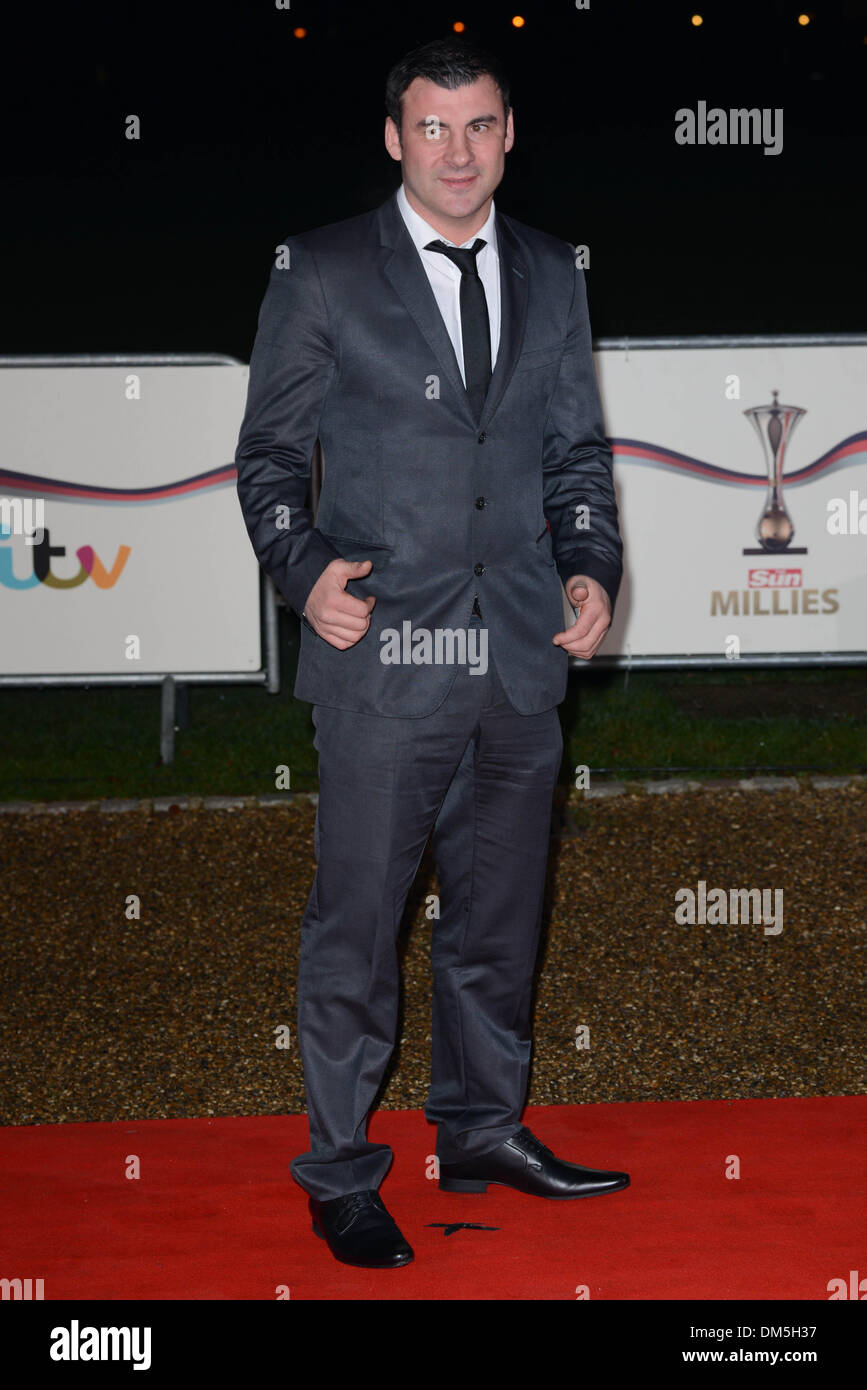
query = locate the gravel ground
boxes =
[0,786,864,1126]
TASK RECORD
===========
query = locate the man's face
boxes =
[385,74,514,240]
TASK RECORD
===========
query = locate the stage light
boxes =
[293,27,307,39]
[797,13,811,25]
[511,15,526,27]
[453,21,466,33]
[691,14,704,26]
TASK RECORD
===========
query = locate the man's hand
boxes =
[303,558,376,650]
[552,574,612,660]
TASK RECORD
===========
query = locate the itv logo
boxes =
[0,523,130,590]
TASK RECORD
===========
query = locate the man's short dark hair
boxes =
[385,37,511,137]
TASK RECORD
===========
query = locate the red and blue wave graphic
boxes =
[0,430,865,502]
[611,431,867,486]
[0,464,235,504]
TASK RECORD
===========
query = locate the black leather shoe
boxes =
[309,1190,414,1268]
[438,1126,630,1199]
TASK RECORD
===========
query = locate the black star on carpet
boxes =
[427,1222,500,1237]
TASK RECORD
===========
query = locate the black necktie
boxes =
[425,238,492,422]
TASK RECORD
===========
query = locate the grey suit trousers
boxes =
[289,619,563,1200]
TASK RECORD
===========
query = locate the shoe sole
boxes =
[438,1176,631,1197]
[311,1220,414,1267]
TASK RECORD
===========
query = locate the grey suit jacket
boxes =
[234,190,622,716]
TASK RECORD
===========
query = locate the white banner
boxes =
[0,364,260,675]
[2,347,863,677]
[595,342,867,656]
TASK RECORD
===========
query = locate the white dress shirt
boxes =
[396,182,500,383]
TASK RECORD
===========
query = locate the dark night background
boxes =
[1,0,864,361]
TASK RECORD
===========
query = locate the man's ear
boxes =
[384,116,402,163]
[504,107,515,154]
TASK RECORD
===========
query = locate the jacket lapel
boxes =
[479,212,528,430]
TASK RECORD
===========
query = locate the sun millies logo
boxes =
[748,568,802,589]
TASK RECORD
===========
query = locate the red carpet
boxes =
[1,1098,863,1300]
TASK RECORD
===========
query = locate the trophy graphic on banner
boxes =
[742,389,808,554]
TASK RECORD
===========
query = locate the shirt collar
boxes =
[396,182,498,256]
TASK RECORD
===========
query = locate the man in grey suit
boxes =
[235,36,629,1270]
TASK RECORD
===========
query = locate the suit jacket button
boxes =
[475,496,487,509]
[474,563,485,576]
[477,432,486,443]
